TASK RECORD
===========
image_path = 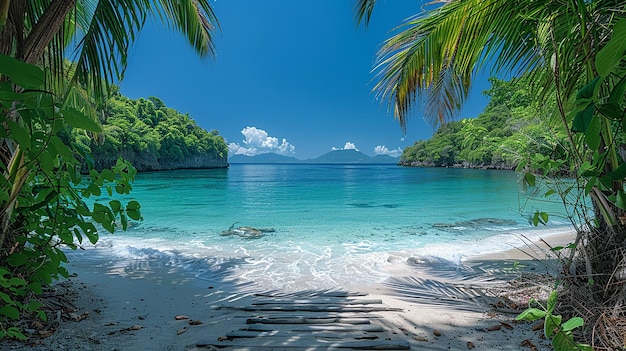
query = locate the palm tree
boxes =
[0,1,219,330]
[0,0,218,97]
[356,0,626,347]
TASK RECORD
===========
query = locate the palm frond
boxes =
[154,0,219,58]
[354,0,376,28]
[65,0,219,101]
[372,0,551,129]
[66,0,146,99]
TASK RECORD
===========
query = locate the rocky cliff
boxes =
[92,150,228,172]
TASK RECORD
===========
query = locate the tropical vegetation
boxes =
[357,0,626,348]
[0,0,218,339]
[74,90,228,171]
[399,76,567,169]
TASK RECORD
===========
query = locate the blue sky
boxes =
[120,1,492,160]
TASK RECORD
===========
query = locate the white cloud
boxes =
[332,142,359,152]
[374,145,403,158]
[228,126,295,156]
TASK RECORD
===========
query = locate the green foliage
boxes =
[519,17,626,229]
[517,290,592,351]
[400,76,565,169]
[0,56,141,338]
[76,93,228,170]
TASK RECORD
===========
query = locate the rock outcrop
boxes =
[398,159,514,171]
[92,150,228,172]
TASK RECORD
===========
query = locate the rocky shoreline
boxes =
[398,159,515,171]
[88,151,229,172]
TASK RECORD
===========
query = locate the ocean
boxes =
[66,164,574,291]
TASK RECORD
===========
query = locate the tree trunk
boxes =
[21,0,76,64]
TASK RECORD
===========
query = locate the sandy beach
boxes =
[1,231,574,351]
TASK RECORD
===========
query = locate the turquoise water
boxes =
[70,164,574,291]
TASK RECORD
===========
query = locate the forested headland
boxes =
[72,89,229,172]
[399,76,566,170]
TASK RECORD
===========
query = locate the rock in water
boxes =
[220,226,265,239]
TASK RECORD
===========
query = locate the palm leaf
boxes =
[155,0,219,57]
[66,0,219,101]
[370,0,575,129]
[354,0,376,27]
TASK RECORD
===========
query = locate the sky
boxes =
[119,0,493,160]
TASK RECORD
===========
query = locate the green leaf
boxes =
[552,331,577,351]
[543,189,556,197]
[572,103,595,133]
[101,169,115,182]
[540,212,549,224]
[109,200,122,212]
[0,305,20,320]
[62,108,103,133]
[515,159,528,172]
[597,102,623,120]
[6,253,28,266]
[545,314,562,338]
[609,162,626,181]
[516,308,546,321]
[609,75,626,105]
[547,290,558,314]
[596,18,626,77]
[561,317,584,332]
[7,120,31,148]
[584,177,596,196]
[585,116,602,150]
[0,291,12,304]
[616,190,626,210]
[576,76,601,100]
[126,209,142,221]
[0,54,45,88]
[8,277,26,286]
[87,183,101,196]
[126,200,140,211]
[27,301,44,312]
[92,203,108,223]
[525,172,536,187]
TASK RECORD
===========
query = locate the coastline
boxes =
[1,229,574,350]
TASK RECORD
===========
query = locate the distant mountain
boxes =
[308,149,372,163]
[228,150,400,164]
[310,150,399,164]
[228,153,301,164]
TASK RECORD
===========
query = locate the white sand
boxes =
[1,230,577,350]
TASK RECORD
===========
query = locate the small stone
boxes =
[486,324,502,331]
[189,320,203,325]
[467,341,475,349]
[414,336,428,342]
[501,322,514,330]
[532,321,544,331]
[433,329,442,337]
[217,336,229,341]
[177,327,188,335]
[175,315,189,320]
[130,325,143,331]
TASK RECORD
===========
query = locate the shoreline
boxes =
[2,230,574,350]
